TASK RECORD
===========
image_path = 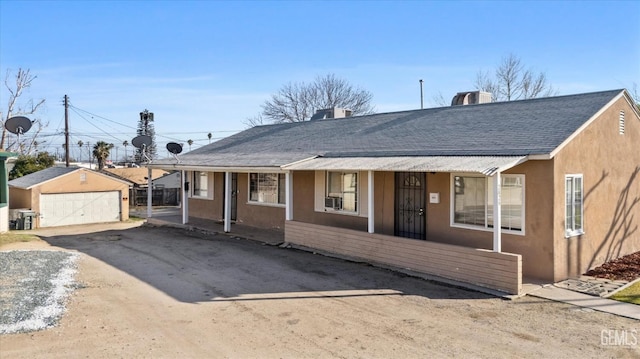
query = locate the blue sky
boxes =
[1,0,639,160]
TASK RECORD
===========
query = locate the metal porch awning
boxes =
[281,156,528,176]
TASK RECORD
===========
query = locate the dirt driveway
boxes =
[1,223,638,358]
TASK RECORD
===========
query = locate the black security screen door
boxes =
[395,172,426,240]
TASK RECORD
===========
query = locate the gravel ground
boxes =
[0,250,80,334]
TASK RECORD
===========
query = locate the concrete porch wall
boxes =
[285,221,522,295]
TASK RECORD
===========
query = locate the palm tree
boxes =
[187,139,193,151]
[77,140,83,161]
[93,141,114,170]
[122,140,129,164]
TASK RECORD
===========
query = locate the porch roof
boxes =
[281,155,527,176]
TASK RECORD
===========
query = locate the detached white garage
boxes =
[9,166,130,229]
[40,191,121,227]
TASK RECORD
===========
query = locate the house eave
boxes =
[148,163,287,173]
[282,155,528,176]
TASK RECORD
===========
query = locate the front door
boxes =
[394,172,426,240]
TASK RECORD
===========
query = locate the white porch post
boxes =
[285,171,293,221]
[224,171,232,232]
[147,166,153,218]
[492,171,502,252]
[368,170,374,234]
[181,170,188,224]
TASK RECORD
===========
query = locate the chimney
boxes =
[310,107,353,120]
[451,91,492,106]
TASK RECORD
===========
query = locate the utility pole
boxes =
[64,95,70,167]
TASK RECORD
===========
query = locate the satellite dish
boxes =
[166,142,183,155]
[131,135,152,149]
[5,116,32,134]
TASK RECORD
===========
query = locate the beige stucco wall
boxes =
[8,187,31,209]
[10,168,130,228]
[236,173,285,230]
[188,172,223,221]
[552,95,640,280]
[292,171,368,232]
[419,161,555,281]
[188,172,286,230]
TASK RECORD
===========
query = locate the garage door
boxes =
[39,191,121,227]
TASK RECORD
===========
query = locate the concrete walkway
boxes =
[528,283,639,320]
[136,206,639,320]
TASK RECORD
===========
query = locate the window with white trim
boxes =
[565,175,584,237]
[452,174,525,232]
[192,171,209,198]
[325,171,358,212]
[249,173,285,205]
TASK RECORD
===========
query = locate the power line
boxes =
[69,105,138,131]
[69,106,128,143]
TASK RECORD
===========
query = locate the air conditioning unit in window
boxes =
[325,197,341,209]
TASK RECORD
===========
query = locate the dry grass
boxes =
[610,281,640,305]
[0,232,41,248]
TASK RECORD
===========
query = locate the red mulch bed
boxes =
[585,251,640,281]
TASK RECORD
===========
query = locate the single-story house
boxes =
[9,166,130,228]
[102,167,175,206]
[150,89,640,295]
[0,150,18,233]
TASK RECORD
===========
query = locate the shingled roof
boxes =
[153,89,624,170]
[8,166,131,189]
[8,166,81,189]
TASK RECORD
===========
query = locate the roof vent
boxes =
[310,108,353,120]
[619,110,625,135]
[451,91,492,106]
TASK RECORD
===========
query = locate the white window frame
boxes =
[565,174,584,237]
[324,171,359,214]
[450,173,525,235]
[248,172,286,207]
[191,171,212,199]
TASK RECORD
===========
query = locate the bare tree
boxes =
[0,68,46,149]
[256,73,374,124]
[431,91,450,107]
[475,54,556,102]
[630,83,640,111]
[243,114,267,128]
[22,121,47,155]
